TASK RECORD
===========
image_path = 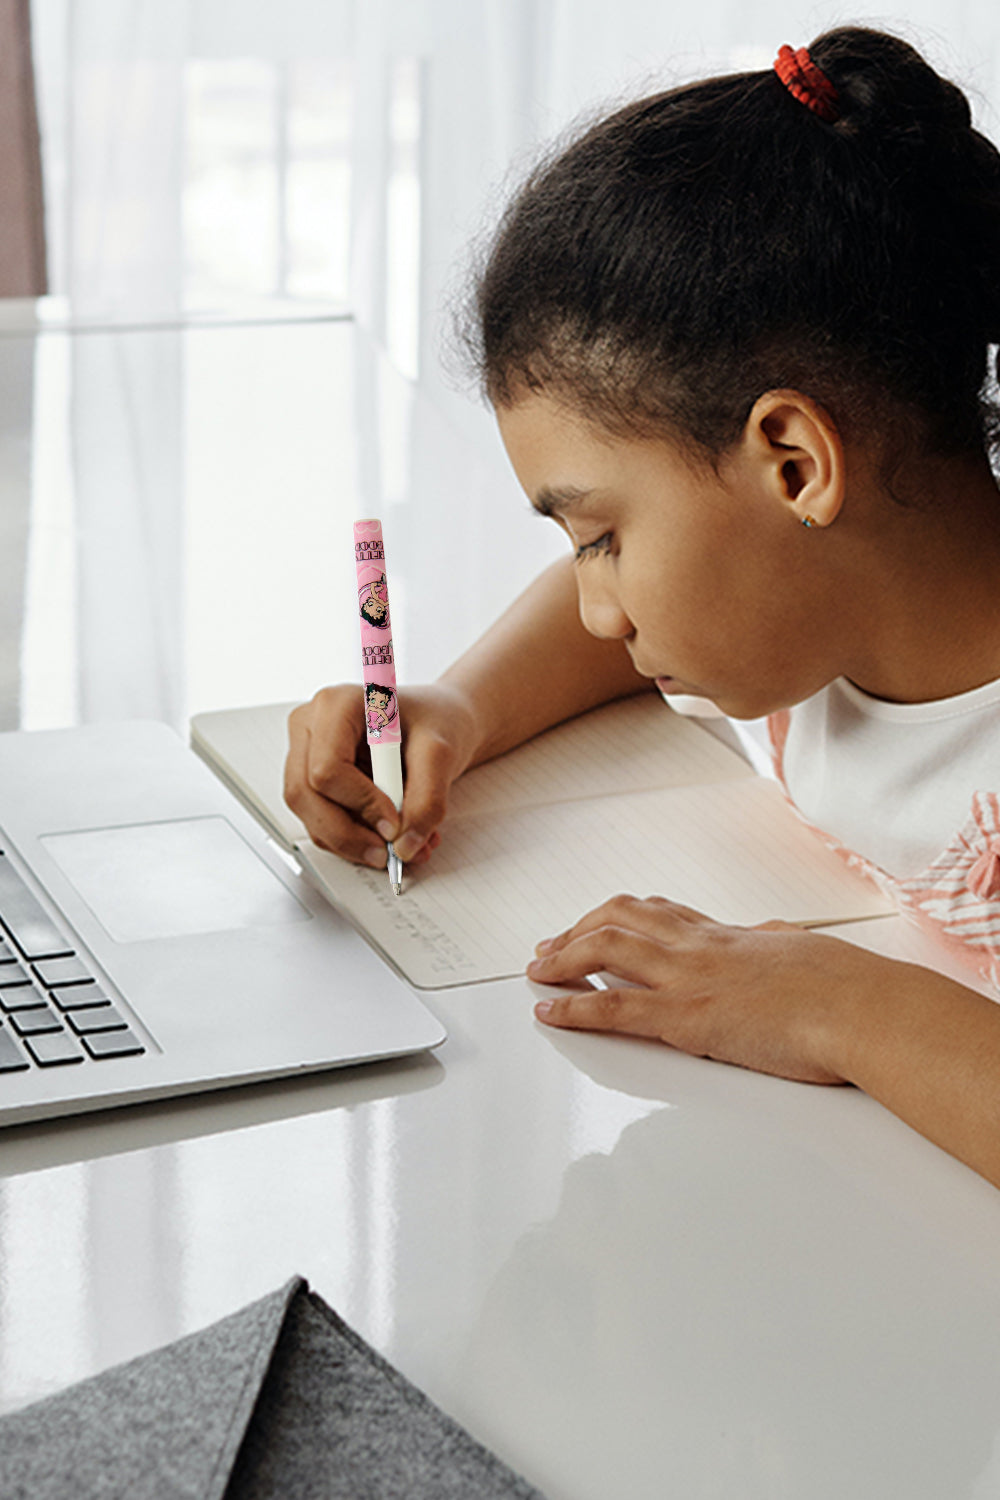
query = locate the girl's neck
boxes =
[842,451,1000,705]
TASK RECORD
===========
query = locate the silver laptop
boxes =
[0,720,445,1125]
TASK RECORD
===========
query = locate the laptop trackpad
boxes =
[41,817,310,942]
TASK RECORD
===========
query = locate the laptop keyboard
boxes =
[0,851,145,1072]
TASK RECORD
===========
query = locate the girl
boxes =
[285,28,1000,1187]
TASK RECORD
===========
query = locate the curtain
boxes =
[25,0,1000,723]
[0,0,44,727]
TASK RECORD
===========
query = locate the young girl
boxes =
[285,28,1000,1188]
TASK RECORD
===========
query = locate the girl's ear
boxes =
[744,390,845,527]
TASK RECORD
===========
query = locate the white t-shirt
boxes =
[777,674,1000,878]
[770,675,1000,986]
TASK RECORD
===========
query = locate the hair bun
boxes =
[810,27,971,140]
[812,27,1000,346]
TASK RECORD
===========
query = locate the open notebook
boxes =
[191,696,893,990]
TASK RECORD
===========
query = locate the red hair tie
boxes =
[774,44,839,123]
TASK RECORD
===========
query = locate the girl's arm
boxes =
[439,554,651,766]
[836,959,1000,1186]
[526,897,1000,1188]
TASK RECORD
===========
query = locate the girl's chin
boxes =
[655,679,727,719]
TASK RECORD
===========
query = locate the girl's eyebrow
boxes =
[532,484,592,518]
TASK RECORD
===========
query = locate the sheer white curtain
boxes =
[25,0,1000,723]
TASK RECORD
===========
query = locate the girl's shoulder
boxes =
[773,674,1000,870]
[771,676,1000,992]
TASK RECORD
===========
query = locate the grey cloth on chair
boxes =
[0,1278,548,1500]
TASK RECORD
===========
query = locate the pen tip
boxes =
[391,881,401,897]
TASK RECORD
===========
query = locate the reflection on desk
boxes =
[1,922,999,1499]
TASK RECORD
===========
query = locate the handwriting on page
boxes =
[345,867,481,981]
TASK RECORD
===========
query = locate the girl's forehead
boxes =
[498,397,624,499]
[497,393,717,511]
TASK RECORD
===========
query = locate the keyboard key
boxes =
[0,988,46,1013]
[0,939,17,964]
[0,1027,29,1072]
[0,964,32,988]
[32,956,96,989]
[50,985,113,1012]
[11,1006,64,1036]
[67,1005,126,1035]
[0,853,75,960]
[82,1029,145,1060]
[24,1031,84,1067]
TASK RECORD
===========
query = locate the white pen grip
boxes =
[370,742,404,811]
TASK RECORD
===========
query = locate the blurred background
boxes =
[3,0,1000,735]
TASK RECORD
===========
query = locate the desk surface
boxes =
[1,912,999,1499]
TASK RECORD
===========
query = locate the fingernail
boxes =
[395,832,423,862]
[376,819,397,841]
[534,1000,554,1019]
[535,937,555,955]
[526,958,545,977]
[364,846,387,868]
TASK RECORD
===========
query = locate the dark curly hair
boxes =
[463,28,1000,480]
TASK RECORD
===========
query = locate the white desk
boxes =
[1,910,999,1499]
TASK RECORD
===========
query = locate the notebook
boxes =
[0,721,445,1126]
[191,695,894,990]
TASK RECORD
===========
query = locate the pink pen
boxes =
[354,519,404,894]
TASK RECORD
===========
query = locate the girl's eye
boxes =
[573,532,614,563]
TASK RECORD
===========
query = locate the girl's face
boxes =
[496,392,845,719]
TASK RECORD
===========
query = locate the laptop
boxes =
[0,720,445,1126]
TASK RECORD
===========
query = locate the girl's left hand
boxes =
[526,893,882,1085]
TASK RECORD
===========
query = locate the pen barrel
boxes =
[370,742,404,811]
[354,518,401,750]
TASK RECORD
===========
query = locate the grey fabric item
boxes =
[0,1278,298,1500]
[0,1278,548,1500]
[222,1286,545,1500]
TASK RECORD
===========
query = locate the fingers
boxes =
[285,692,399,864]
[394,730,458,862]
[534,985,675,1041]
[283,687,461,869]
[526,892,716,1047]
[528,924,672,989]
[533,892,710,960]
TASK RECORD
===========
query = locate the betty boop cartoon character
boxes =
[365,682,398,738]
[359,575,390,628]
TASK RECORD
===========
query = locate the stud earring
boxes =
[801,515,817,528]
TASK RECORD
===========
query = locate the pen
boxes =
[354,518,404,895]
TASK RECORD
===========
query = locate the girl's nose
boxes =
[576,569,633,641]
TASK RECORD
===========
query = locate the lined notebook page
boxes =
[301,778,893,989]
[448,694,753,815]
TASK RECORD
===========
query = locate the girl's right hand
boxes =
[284,682,480,870]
